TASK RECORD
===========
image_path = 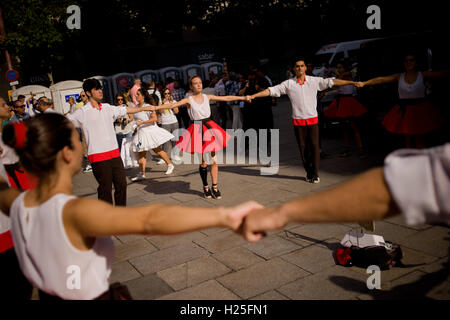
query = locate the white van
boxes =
[312,38,380,77]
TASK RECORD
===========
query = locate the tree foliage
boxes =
[1,0,80,57]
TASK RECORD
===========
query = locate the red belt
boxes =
[0,231,14,253]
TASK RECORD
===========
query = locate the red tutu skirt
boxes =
[176,119,231,153]
[324,95,367,119]
[382,99,445,135]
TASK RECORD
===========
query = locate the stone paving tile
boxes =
[243,235,300,259]
[114,238,158,263]
[363,221,418,244]
[198,227,229,236]
[126,195,149,206]
[193,230,247,254]
[249,290,290,300]
[278,265,369,300]
[280,244,337,274]
[123,273,174,300]
[146,231,207,250]
[419,257,450,282]
[212,247,265,271]
[217,258,309,299]
[115,234,146,244]
[109,261,142,284]
[157,280,241,300]
[112,236,122,246]
[384,214,432,231]
[396,226,450,258]
[157,256,231,291]
[286,224,354,244]
[129,243,209,275]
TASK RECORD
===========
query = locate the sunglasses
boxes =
[15,105,25,108]
[81,94,86,97]
[164,92,171,95]
[405,59,415,62]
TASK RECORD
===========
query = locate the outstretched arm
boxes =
[422,70,450,79]
[207,95,248,103]
[332,78,356,87]
[64,198,263,237]
[126,105,157,114]
[153,98,190,111]
[356,73,401,88]
[249,88,271,100]
[242,168,399,241]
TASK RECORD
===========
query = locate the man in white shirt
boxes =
[67,79,155,206]
[36,97,57,113]
[249,58,357,183]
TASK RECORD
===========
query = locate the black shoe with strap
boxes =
[211,184,222,199]
[203,186,212,199]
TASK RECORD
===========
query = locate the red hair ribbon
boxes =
[12,122,27,149]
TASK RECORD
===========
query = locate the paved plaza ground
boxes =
[67,97,450,300]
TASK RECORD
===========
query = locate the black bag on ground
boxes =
[349,241,404,270]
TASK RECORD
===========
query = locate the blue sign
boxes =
[6,69,18,82]
[65,94,79,102]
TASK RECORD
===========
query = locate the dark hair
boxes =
[114,93,125,105]
[188,75,202,86]
[18,95,26,100]
[2,113,74,178]
[82,78,102,95]
[292,57,307,67]
[137,88,155,105]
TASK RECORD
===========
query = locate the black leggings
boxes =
[293,124,320,178]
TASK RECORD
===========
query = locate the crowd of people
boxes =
[0,54,449,300]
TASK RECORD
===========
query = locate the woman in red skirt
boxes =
[356,54,449,148]
[324,61,367,157]
[153,75,249,199]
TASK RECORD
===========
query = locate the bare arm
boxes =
[126,105,157,114]
[250,88,271,100]
[0,189,22,216]
[154,98,190,111]
[207,95,247,102]
[242,168,399,241]
[422,70,450,79]
[332,78,356,87]
[357,73,401,87]
[136,111,158,126]
[64,198,262,237]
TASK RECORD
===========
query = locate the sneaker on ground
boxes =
[312,176,320,184]
[165,164,175,175]
[171,155,182,162]
[131,173,145,182]
[211,185,222,199]
[83,164,92,173]
[156,159,165,165]
[203,186,212,199]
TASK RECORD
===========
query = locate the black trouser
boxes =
[0,248,33,300]
[91,157,127,206]
[293,124,320,178]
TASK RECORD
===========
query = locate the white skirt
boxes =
[132,125,174,152]
[121,135,139,168]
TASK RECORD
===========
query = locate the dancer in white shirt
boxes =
[130,88,175,181]
[153,76,249,199]
[249,58,357,183]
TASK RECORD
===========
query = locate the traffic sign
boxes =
[6,69,19,82]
